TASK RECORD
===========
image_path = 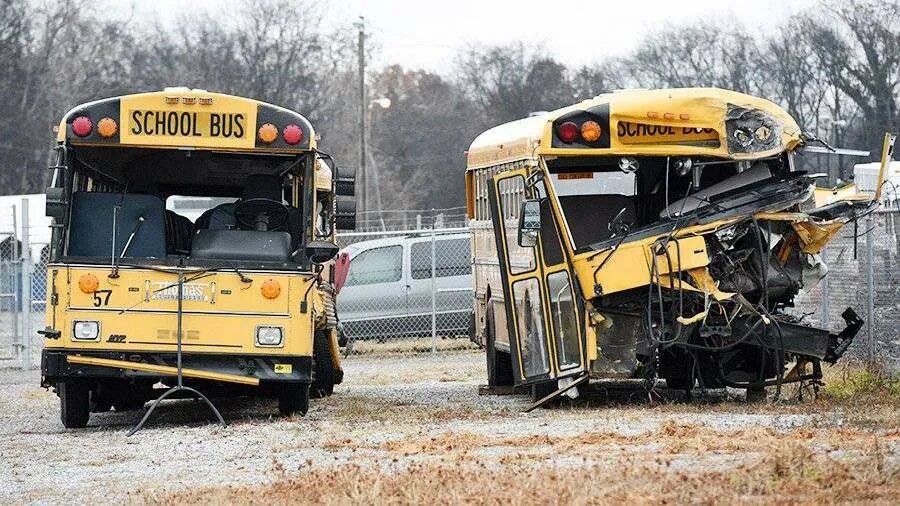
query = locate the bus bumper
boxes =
[41,349,311,387]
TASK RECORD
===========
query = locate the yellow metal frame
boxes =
[67,355,260,386]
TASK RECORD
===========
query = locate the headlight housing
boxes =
[72,321,100,341]
[255,326,284,347]
[725,105,780,153]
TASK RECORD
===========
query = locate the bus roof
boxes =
[466,87,802,170]
[56,88,316,153]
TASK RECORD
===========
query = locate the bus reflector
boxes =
[258,123,278,144]
[97,117,118,138]
[78,274,99,293]
[261,279,281,299]
[557,121,578,143]
[581,121,602,142]
[283,124,303,145]
[72,116,93,137]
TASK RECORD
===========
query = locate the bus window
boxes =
[550,169,637,249]
[512,277,549,377]
[547,271,580,370]
[497,176,535,274]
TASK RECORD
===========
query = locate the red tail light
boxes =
[71,116,93,137]
[283,124,303,145]
[557,121,579,143]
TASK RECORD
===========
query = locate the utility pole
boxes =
[356,17,366,218]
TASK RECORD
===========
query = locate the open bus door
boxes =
[487,169,587,398]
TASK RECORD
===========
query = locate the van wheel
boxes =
[311,332,336,398]
[59,380,90,428]
[485,308,514,387]
[278,383,310,416]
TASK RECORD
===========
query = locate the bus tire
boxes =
[311,332,335,398]
[531,380,557,404]
[59,380,90,428]
[746,386,767,403]
[486,308,514,387]
[278,383,310,417]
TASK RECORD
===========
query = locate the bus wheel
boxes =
[486,309,514,387]
[59,380,90,428]
[530,381,557,404]
[746,386,767,403]
[311,331,336,398]
[278,383,310,417]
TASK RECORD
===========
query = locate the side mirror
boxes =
[46,187,67,222]
[335,166,356,197]
[305,240,339,264]
[517,199,541,248]
[335,195,356,230]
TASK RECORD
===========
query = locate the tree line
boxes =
[0,0,897,211]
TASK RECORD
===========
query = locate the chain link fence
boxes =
[0,197,47,369]
[789,207,900,372]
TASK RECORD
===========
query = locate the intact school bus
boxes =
[466,88,882,403]
[41,88,356,428]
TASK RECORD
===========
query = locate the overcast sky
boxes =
[109,0,817,74]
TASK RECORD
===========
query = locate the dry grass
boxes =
[144,363,899,505]
[348,337,479,357]
[148,436,898,505]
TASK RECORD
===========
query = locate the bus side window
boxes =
[497,176,535,274]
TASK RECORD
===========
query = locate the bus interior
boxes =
[54,147,313,269]
[545,153,797,251]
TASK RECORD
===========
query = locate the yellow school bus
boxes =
[466,88,881,403]
[41,88,356,428]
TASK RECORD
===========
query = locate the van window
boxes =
[410,238,471,279]
[345,245,402,286]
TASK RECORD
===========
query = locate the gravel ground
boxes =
[0,351,897,504]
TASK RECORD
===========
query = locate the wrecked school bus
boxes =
[466,88,886,404]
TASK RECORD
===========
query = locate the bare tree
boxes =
[802,0,900,152]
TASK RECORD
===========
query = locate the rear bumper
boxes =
[41,349,311,386]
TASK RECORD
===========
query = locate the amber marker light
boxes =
[78,273,99,294]
[261,279,281,299]
[581,121,602,142]
[97,117,118,138]
[258,123,278,144]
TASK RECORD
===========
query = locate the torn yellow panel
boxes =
[814,185,872,208]
[654,267,735,302]
[791,220,846,254]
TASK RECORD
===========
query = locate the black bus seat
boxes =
[164,210,194,255]
[68,192,167,259]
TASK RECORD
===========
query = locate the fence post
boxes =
[864,212,875,365]
[819,245,829,328]
[11,205,20,364]
[430,219,437,355]
[21,198,33,369]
